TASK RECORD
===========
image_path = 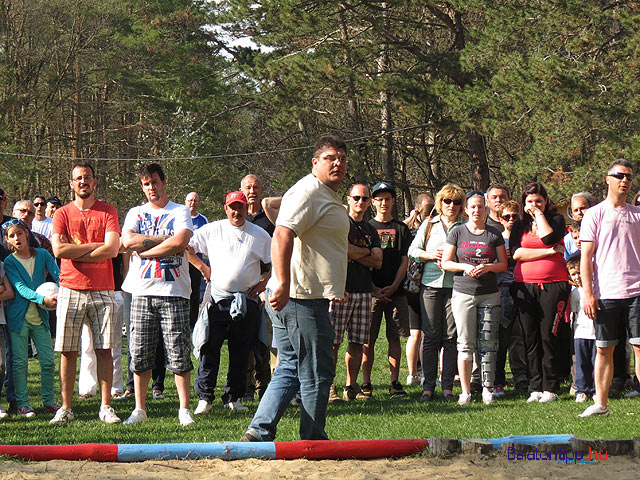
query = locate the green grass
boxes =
[0,325,638,444]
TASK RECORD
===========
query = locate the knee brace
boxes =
[478,304,500,386]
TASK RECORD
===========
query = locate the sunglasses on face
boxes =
[608,172,634,181]
[442,198,462,206]
[34,202,45,207]
[501,214,518,221]
[349,195,370,203]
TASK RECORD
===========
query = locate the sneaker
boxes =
[575,393,588,403]
[482,389,494,405]
[123,408,148,425]
[152,390,165,400]
[389,381,408,398]
[406,374,421,386]
[624,390,640,399]
[43,403,60,413]
[194,399,212,415]
[240,431,261,442]
[458,392,472,405]
[343,385,357,401]
[360,383,373,399]
[178,408,195,426]
[242,392,255,403]
[50,407,74,424]
[328,384,342,403]
[18,406,36,418]
[224,400,248,412]
[527,391,543,403]
[113,390,134,401]
[578,403,610,418]
[493,385,505,398]
[99,405,121,424]
[0,405,7,419]
[539,391,558,403]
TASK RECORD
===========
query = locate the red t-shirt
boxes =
[52,200,121,290]
[513,232,568,283]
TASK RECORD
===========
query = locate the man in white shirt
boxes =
[31,195,52,239]
[189,190,271,414]
[121,163,195,426]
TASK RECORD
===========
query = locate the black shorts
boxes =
[595,295,640,348]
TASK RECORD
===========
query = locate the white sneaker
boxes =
[224,400,248,411]
[575,393,588,403]
[578,403,610,418]
[194,399,212,415]
[527,391,543,403]
[49,407,74,424]
[0,405,7,419]
[99,405,121,424]
[482,389,494,405]
[624,390,640,398]
[539,391,558,403]
[406,374,421,386]
[178,408,195,426]
[458,392,472,405]
[123,408,148,425]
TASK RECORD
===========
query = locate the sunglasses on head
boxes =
[442,198,462,206]
[466,189,485,199]
[608,172,633,181]
[501,214,518,221]
[1,218,29,233]
[349,195,370,203]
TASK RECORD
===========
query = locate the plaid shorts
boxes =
[55,287,117,352]
[330,292,372,345]
[129,296,192,374]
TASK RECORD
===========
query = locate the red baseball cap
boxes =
[225,191,248,206]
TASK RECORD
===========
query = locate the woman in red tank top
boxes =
[510,182,571,404]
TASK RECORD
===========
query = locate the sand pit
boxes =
[1,454,638,480]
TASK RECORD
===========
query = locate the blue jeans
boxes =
[574,338,596,395]
[246,291,335,441]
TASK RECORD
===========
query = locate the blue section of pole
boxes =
[117,442,277,462]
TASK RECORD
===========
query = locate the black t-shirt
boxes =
[247,210,275,237]
[486,215,505,233]
[346,218,381,293]
[447,224,504,295]
[369,218,412,292]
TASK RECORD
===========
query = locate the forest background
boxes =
[1,0,639,221]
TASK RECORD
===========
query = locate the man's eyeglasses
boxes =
[501,214,519,221]
[608,172,633,181]
[442,198,462,206]
[72,175,94,183]
[34,202,46,207]
[349,195,370,203]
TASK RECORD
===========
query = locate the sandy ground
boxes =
[1,454,638,479]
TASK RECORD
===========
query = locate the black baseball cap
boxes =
[46,196,62,206]
[371,181,396,198]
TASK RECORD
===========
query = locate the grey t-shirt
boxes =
[446,224,504,295]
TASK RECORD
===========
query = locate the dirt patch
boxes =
[1,454,638,480]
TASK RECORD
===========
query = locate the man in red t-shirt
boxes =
[50,163,121,425]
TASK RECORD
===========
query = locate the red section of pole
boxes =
[0,444,119,462]
[274,439,428,460]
